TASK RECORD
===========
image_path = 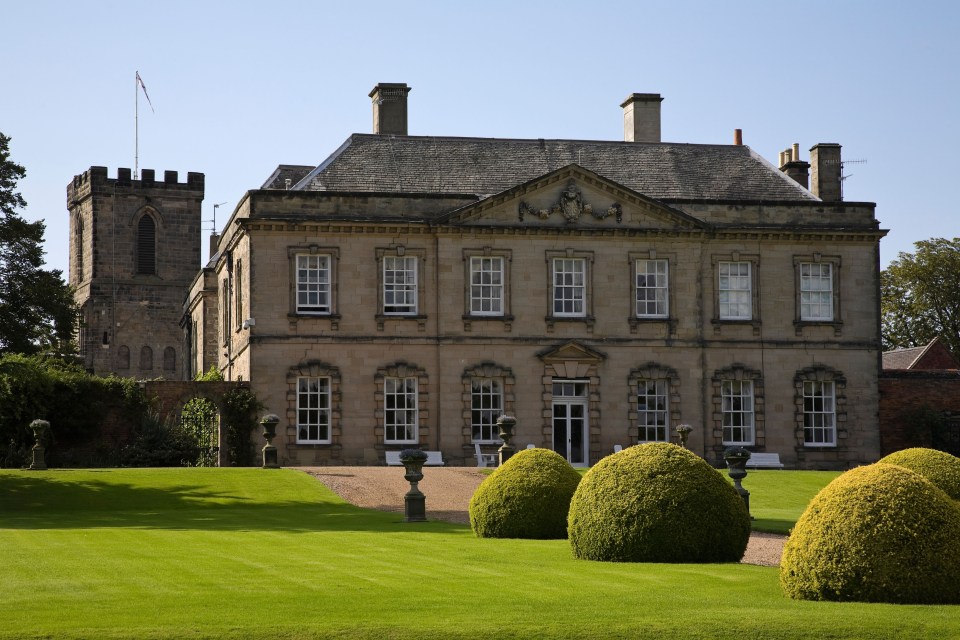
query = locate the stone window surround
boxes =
[628,250,678,335]
[793,253,843,336]
[285,360,343,452]
[375,245,427,331]
[627,363,681,444]
[793,364,847,450]
[74,212,84,283]
[710,364,765,457]
[711,252,761,336]
[462,247,514,332]
[545,249,595,333]
[234,260,243,331]
[374,361,429,449]
[461,362,516,448]
[287,245,341,330]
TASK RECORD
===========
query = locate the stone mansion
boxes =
[68,84,886,469]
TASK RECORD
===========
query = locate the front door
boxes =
[552,380,588,466]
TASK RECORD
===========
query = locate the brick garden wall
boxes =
[879,371,960,456]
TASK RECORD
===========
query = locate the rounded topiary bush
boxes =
[878,447,960,501]
[780,463,960,604]
[567,442,750,563]
[469,448,582,539]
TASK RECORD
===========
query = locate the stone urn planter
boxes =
[496,415,517,465]
[724,446,752,515]
[260,414,280,469]
[674,424,692,449]
[399,448,428,522]
[29,419,49,471]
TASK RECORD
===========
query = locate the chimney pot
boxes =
[369,83,411,135]
[621,93,663,143]
[734,129,743,145]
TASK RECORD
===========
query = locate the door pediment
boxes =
[538,341,606,367]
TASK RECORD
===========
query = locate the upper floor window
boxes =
[382,255,418,315]
[636,259,668,318]
[235,261,244,327]
[552,258,586,317]
[139,345,153,370]
[74,214,84,282]
[163,346,176,372]
[298,376,332,444]
[471,378,503,443]
[136,214,156,275]
[296,254,331,314]
[721,379,754,445]
[718,261,751,320]
[469,256,504,316]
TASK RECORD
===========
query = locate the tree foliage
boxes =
[881,237,960,357]
[0,132,77,355]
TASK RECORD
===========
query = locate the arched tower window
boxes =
[74,213,84,282]
[137,214,157,275]
[140,345,153,370]
[118,345,130,370]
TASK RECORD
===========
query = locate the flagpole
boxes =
[134,71,139,179]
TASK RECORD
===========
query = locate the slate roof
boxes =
[292,134,818,202]
[262,164,315,190]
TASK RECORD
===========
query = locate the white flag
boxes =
[136,72,155,113]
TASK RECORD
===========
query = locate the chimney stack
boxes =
[779,142,810,190]
[810,143,842,201]
[369,83,411,135]
[621,93,663,143]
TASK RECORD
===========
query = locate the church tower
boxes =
[67,167,205,379]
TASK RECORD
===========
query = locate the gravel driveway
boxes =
[300,466,785,567]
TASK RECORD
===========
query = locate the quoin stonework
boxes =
[69,84,887,469]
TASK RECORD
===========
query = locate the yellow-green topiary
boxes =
[469,448,582,539]
[878,447,960,500]
[780,463,960,604]
[567,443,750,562]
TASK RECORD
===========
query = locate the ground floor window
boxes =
[297,376,331,444]
[471,378,503,443]
[722,379,754,445]
[385,376,418,443]
[803,380,836,446]
[637,379,669,442]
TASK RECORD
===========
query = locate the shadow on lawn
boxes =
[0,474,467,535]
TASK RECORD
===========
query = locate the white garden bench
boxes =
[744,452,784,469]
[474,443,499,468]
[384,451,445,466]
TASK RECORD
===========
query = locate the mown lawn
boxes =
[0,468,956,639]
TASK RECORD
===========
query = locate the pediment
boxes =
[439,164,705,230]
[538,341,606,365]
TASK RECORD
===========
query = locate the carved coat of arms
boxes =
[519,180,623,224]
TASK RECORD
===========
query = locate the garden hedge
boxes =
[568,443,750,562]
[780,462,960,604]
[469,448,581,539]
[878,447,960,501]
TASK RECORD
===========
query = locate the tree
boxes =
[881,237,960,357]
[0,132,76,355]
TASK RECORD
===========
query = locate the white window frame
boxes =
[799,262,834,321]
[469,256,504,316]
[803,380,836,447]
[297,376,332,444]
[635,259,669,318]
[552,258,586,317]
[471,378,503,443]
[637,378,669,442]
[384,376,418,443]
[383,256,418,316]
[718,261,752,320]
[721,379,755,445]
[296,254,332,314]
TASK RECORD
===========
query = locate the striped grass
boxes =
[0,468,954,639]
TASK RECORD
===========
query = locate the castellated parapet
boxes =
[68,166,205,379]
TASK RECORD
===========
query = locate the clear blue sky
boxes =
[4,0,958,273]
